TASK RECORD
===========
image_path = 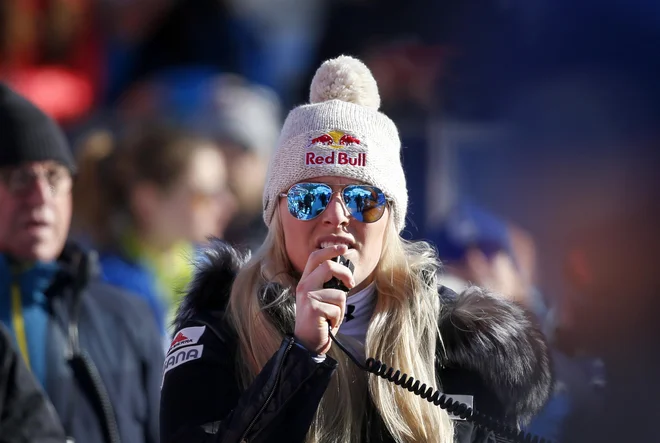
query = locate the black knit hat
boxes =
[0,83,76,173]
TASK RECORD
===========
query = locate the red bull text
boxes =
[306,130,367,166]
[305,151,367,166]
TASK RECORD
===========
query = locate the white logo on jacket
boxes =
[161,345,204,388]
[167,326,206,354]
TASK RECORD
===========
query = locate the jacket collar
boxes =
[1,242,99,299]
[0,253,60,293]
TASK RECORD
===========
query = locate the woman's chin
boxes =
[342,248,358,261]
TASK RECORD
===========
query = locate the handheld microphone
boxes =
[323,255,354,292]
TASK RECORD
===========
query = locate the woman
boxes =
[160,56,552,443]
[73,126,234,339]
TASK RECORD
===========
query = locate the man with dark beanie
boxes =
[0,83,163,443]
[0,84,76,263]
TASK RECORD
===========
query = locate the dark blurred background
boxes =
[2,1,659,440]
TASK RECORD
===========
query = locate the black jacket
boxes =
[0,323,65,442]
[160,241,552,443]
[1,244,164,443]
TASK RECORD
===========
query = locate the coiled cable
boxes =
[327,325,553,443]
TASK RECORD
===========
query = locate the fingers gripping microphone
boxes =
[323,255,355,291]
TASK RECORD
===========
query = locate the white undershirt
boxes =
[338,282,376,345]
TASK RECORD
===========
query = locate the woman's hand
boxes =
[294,244,355,355]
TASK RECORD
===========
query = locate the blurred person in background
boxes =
[115,69,282,253]
[72,126,233,339]
[0,322,66,443]
[0,83,162,443]
[429,201,602,442]
[558,200,660,442]
[430,201,527,304]
[196,74,282,253]
[430,201,559,346]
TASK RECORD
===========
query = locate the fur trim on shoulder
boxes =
[173,238,249,331]
[439,286,553,425]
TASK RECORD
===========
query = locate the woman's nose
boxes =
[321,192,350,226]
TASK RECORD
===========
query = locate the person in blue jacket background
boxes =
[0,82,163,443]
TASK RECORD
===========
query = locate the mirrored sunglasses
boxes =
[280,182,390,223]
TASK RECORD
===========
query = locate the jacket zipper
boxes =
[239,337,294,442]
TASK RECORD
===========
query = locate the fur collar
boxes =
[175,239,552,425]
[437,286,552,425]
[174,238,249,329]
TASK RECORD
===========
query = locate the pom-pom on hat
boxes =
[263,55,407,232]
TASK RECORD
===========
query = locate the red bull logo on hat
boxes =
[308,130,361,149]
[305,130,367,167]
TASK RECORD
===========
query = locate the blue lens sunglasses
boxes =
[280,182,391,223]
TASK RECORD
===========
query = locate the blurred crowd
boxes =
[1,0,659,442]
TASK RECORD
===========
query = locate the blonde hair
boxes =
[227,204,453,442]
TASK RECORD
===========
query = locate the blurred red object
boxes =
[6,67,94,123]
[0,0,101,124]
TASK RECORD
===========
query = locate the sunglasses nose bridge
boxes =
[325,189,351,218]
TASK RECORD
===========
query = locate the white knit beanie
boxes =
[263,55,408,232]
